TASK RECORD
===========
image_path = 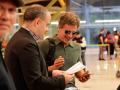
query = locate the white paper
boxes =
[66,61,86,74]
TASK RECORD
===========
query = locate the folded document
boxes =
[66,61,86,74]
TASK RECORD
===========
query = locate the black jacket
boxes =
[5,28,65,90]
[0,42,16,90]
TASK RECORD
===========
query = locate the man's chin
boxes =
[63,40,70,45]
[65,39,72,43]
[0,27,10,31]
[0,28,10,35]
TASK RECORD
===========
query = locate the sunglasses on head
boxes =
[64,30,77,35]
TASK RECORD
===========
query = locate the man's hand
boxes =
[48,56,64,71]
[52,70,64,77]
[75,69,90,82]
[54,56,64,68]
[52,70,73,84]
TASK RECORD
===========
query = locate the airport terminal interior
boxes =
[11,0,120,90]
[75,48,120,90]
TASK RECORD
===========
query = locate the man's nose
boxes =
[0,10,10,21]
[68,33,74,38]
[46,27,48,32]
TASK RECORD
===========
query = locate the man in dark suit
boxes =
[0,0,23,90]
[117,84,120,90]
[5,5,73,90]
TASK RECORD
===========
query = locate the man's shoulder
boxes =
[10,29,36,47]
[71,41,80,48]
[38,38,50,48]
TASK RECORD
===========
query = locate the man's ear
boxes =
[34,17,41,26]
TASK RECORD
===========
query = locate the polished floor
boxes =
[75,48,120,90]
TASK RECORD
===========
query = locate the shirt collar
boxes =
[22,26,40,41]
[54,37,74,48]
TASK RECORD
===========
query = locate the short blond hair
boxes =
[58,12,80,28]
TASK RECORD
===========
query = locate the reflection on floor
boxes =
[75,48,120,90]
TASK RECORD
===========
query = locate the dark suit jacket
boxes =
[0,42,16,90]
[5,28,65,90]
[117,84,120,90]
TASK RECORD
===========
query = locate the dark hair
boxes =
[0,0,24,7]
[23,5,49,21]
[106,31,111,35]
[100,28,105,32]
[114,31,118,35]
[58,12,80,28]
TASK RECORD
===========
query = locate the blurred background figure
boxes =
[113,30,120,58]
[98,28,106,60]
[73,32,87,65]
[105,31,115,59]
[113,30,120,78]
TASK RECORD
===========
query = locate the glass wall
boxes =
[69,0,120,44]
[16,0,120,44]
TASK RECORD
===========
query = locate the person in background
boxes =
[104,31,115,59]
[39,12,90,90]
[113,30,119,58]
[4,5,73,90]
[98,28,105,60]
[73,32,87,65]
[0,0,23,90]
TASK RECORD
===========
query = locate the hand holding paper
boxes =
[66,61,90,82]
[66,61,86,74]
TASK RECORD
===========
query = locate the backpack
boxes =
[45,38,56,66]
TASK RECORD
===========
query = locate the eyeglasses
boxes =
[64,30,77,35]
